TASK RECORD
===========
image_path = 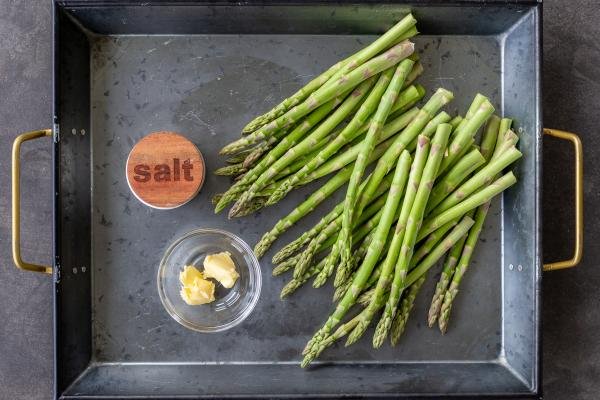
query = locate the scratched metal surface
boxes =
[90,33,502,363]
[65,5,541,396]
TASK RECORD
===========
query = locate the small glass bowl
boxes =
[157,228,261,333]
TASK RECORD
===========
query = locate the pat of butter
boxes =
[203,251,239,289]
[179,265,215,305]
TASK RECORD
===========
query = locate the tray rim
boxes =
[52,1,543,398]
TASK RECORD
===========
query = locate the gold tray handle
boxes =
[12,129,53,274]
[9,127,584,274]
[543,128,584,271]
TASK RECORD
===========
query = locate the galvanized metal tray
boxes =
[24,1,552,398]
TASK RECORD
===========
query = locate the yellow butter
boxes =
[203,251,239,289]
[179,265,215,305]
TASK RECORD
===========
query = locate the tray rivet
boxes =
[517,264,523,271]
[82,266,87,273]
[71,128,77,135]
[509,264,514,270]
[81,129,86,135]
[72,267,77,274]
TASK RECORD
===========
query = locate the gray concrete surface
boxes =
[0,0,598,399]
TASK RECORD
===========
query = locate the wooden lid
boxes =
[126,131,205,209]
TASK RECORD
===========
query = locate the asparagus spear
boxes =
[214,163,246,176]
[226,148,254,164]
[281,225,379,299]
[332,229,379,300]
[330,131,429,290]
[302,151,411,364]
[220,41,415,154]
[302,295,387,366]
[429,147,522,217]
[428,115,501,320]
[404,215,476,287]
[253,134,399,259]
[425,148,485,213]
[237,28,419,136]
[438,202,490,334]
[267,78,421,205]
[354,212,460,308]
[422,120,503,327]
[491,118,514,160]
[318,14,417,91]
[449,115,464,130]
[256,83,422,182]
[212,184,276,205]
[402,61,424,92]
[271,150,327,183]
[272,208,344,264]
[403,111,452,155]
[437,98,495,175]
[391,215,473,346]
[327,89,454,287]
[411,218,458,263]
[280,259,326,298]
[448,94,486,142]
[427,115,500,327]
[307,216,475,364]
[242,137,276,169]
[241,68,342,135]
[363,208,434,292]
[241,127,291,166]
[336,60,415,272]
[241,27,422,137]
[233,134,356,208]
[272,256,300,276]
[234,197,267,217]
[298,74,422,166]
[234,172,246,182]
[272,170,394,265]
[480,115,501,162]
[427,115,502,324]
[497,129,519,155]
[355,174,459,305]
[229,77,378,218]
[253,166,362,258]
[273,203,382,278]
[426,213,472,327]
[311,155,410,289]
[444,138,476,175]
[351,89,454,219]
[248,131,355,193]
[416,172,517,241]
[390,272,427,345]
[334,133,429,333]
[344,152,418,345]
[436,118,517,332]
[357,212,474,307]
[215,144,327,208]
[330,126,442,290]
[294,188,392,279]
[348,209,396,257]
[303,291,390,366]
[215,96,341,213]
[373,124,451,348]
[304,107,420,182]
[317,229,382,291]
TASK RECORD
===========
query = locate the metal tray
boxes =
[6,0,579,398]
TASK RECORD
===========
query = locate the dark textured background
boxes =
[0,1,598,399]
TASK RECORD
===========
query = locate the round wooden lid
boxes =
[126,131,205,209]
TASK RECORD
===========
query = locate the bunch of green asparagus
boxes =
[213,14,521,366]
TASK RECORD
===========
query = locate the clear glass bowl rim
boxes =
[157,228,262,333]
